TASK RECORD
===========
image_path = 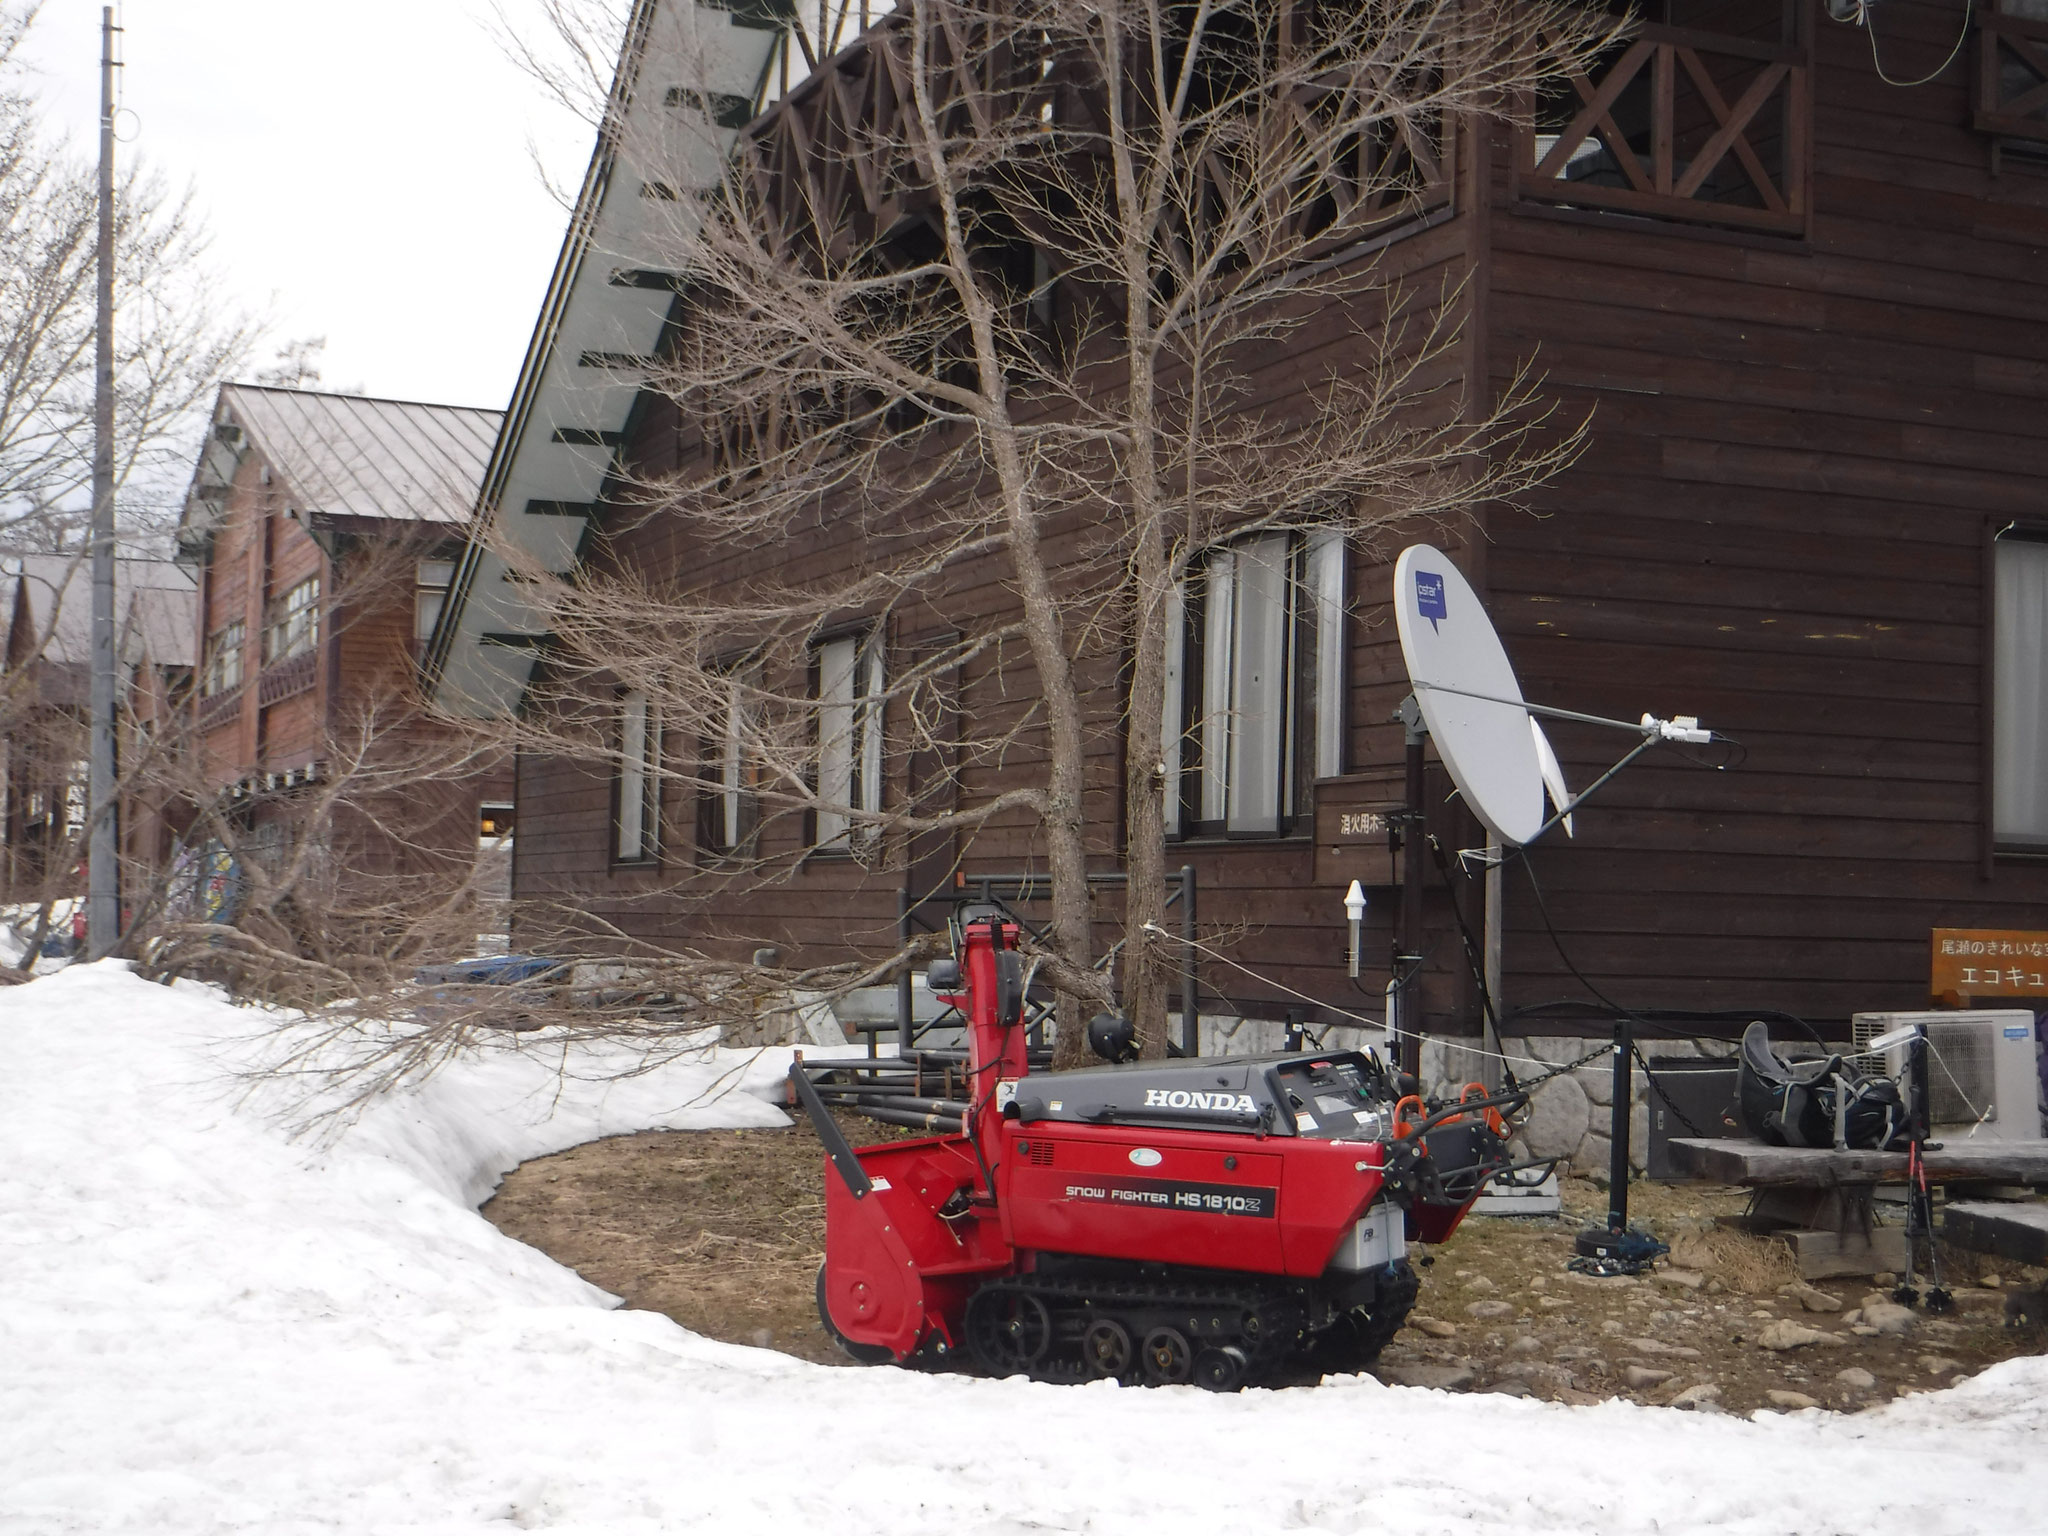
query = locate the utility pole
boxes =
[86,7,120,957]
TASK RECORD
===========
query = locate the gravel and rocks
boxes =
[1756,1321,1845,1351]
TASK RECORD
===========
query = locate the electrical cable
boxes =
[1867,0,1973,88]
[1142,922,1613,1084]
[1516,854,1832,1049]
[1426,833,1516,1090]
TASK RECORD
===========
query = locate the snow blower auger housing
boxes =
[794,905,1518,1388]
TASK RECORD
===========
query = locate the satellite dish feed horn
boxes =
[1391,545,1713,849]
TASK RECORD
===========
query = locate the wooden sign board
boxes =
[1311,773,1402,887]
[1931,928,2048,1002]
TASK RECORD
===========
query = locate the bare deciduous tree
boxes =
[0,1,260,554]
[455,0,1625,1067]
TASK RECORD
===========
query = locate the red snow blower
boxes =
[792,904,1522,1388]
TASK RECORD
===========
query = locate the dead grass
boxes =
[479,1118,2048,1409]
[1666,1227,1804,1295]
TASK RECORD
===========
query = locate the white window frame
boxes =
[264,577,320,663]
[203,620,245,697]
[814,631,883,851]
[415,559,456,647]
[1164,529,1345,838]
[706,667,757,854]
[1994,531,2048,847]
[614,688,659,863]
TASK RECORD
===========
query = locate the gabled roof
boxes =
[123,581,199,670]
[178,386,503,558]
[426,0,785,718]
[3,554,196,681]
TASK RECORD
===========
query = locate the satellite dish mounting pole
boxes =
[1395,694,1427,1080]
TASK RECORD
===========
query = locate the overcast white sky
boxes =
[19,1,600,411]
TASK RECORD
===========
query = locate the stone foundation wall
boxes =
[1419,1034,1737,1177]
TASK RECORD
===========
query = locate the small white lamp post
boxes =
[1343,879,1367,979]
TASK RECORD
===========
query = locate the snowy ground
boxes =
[4,963,2045,1536]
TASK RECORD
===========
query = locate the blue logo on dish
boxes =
[1415,570,1447,632]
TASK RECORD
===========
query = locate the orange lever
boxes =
[1393,1094,1426,1140]
[1459,1081,1507,1136]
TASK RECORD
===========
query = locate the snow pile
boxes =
[3,963,2045,1535]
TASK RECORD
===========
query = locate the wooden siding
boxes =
[189,421,510,877]
[1476,0,2048,1029]
[512,199,1483,1030]
[506,0,2048,1037]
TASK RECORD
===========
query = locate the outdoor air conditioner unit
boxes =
[1852,1011,2044,1144]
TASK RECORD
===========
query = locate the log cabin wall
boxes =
[515,194,1485,1031]
[508,0,2047,1039]
[1477,0,2048,1032]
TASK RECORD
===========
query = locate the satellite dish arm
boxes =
[1413,681,1713,745]
[1519,734,1663,849]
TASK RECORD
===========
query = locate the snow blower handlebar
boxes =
[789,1063,874,1200]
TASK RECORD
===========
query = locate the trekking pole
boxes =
[1919,1147,1952,1314]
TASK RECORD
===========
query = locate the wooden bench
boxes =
[1668,1138,2048,1279]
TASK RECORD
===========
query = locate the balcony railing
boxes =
[1977,9,2048,144]
[257,648,318,708]
[196,686,242,734]
[1515,21,1810,238]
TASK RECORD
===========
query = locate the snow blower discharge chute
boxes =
[792,905,1527,1389]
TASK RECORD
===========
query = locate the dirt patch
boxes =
[481,1110,906,1365]
[481,1118,2048,1407]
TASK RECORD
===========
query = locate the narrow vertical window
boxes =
[415,560,455,649]
[1225,532,1289,835]
[263,578,320,663]
[1160,580,1186,837]
[1994,532,2048,846]
[814,631,883,852]
[1199,549,1235,826]
[1168,528,1346,838]
[203,621,245,696]
[614,688,658,862]
[705,667,756,854]
[1305,529,1348,784]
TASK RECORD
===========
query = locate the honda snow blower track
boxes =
[793,904,1517,1390]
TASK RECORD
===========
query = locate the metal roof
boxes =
[4,554,196,671]
[427,0,782,719]
[217,385,503,526]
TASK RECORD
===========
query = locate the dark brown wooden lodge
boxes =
[435,0,2048,1043]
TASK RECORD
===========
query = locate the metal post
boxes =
[1607,1017,1632,1232]
[1178,864,1197,1057]
[1482,838,1503,1093]
[85,8,121,958]
[1397,697,1426,1080]
[895,885,913,1056]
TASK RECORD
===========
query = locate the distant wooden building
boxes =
[434,0,2048,1041]
[176,385,511,916]
[1,555,195,907]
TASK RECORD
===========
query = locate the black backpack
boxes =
[1736,1021,1907,1151]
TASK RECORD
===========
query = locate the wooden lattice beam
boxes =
[1517,16,1808,238]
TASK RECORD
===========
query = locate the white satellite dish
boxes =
[1393,546,1545,844]
[1392,543,1712,849]
[1531,718,1574,838]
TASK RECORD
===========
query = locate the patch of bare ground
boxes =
[480,1118,2048,1404]
[480,1111,910,1365]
